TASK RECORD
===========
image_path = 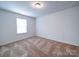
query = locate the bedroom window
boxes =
[16,18,27,34]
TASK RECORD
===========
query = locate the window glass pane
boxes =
[16,18,27,34]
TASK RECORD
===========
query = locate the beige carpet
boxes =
[0,36,79,57]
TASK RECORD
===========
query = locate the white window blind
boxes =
[16,18,27,34]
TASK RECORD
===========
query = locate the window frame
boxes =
[16,18,27,34]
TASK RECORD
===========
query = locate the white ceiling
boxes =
[0,1,79,18]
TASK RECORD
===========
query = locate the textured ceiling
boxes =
[0,1,79,18]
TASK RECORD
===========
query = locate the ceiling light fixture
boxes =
[32,2,43,8]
